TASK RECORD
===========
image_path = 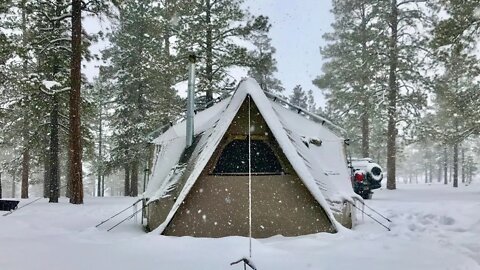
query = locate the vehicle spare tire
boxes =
[371,166,382,177]
[366,163,383,182]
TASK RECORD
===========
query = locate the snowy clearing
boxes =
[1,182,479,270]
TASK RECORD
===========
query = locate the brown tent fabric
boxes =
[147,98,336,237]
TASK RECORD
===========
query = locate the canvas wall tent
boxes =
[144,78,360,238]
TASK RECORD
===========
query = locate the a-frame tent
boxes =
[144,78,358,238]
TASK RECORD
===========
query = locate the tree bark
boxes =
[453,142,458,187]
[461,147,465,183]
[0,172,2,199]
[43,156,49,198]
[361,111,369,158]
[101,175,105,197]
[449,160,453,183]
[97,85,103,197]
[21,149,30,198]
[130,160,139,197]
[443,145,448,185]
[66,152,72,197]
[437,158,442,183]
[49,95,60,203]
[360,2,369,158]
[20,0,29,199]
[124,164,130,196]
[11,173,16,198]
[69,0,83,204]
[163,0,171,57]
[428,160,433,183]
[386,0,398,190]
[424,160,428,184]
[205,0,213,104]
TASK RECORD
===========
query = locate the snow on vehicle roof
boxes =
[145,78,358,233]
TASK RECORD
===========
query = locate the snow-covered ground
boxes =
[1,181,479,270]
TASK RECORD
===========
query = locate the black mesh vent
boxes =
[213,139,284,175]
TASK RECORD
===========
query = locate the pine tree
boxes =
[306,90,317,113]
[69,0,83,204]
[104,0,182,196]
[431,0,480,188]
[0,0,102,201]
[314,0,388,158]
[289,85,308,108]
[247,18,284,94]
[432,0,479,50]
[384,0,432,190]
[315,0,432,185]
[0,0,54,199]
[175,0,270,104]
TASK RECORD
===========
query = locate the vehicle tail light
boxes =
[354,172,364,182]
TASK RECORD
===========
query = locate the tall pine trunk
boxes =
[428,160,433,183]
[443,145,448,185]
[453,142,458,187]
[66,148,72,198]
[437,158,442,183]
[205,0,213,104]
[361,111,369,157]
[424,160,428,184]
[386,0,398,190]
[163,0,171,57]
[43,156,49,198]
[101,175,105,197]
[449,160,453,182]
[461,147,465,183]
[49,95,60,203]
[21,149,30,198]
[130,160,139,197]
[124,164,130,196]
[97,85,103,197]
[20,0,29,199]
[360,2,369,158]
[11,174,16,198]
[69,0,83,204]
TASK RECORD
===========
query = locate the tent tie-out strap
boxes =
[2,197,43,217]
[351,202,391,231]
[361,202,392,223]
[2,184,68,217]
[106,203,146,232]
[95,198,142,227]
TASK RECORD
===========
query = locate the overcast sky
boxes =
[84,0,334,107]
[245,0,333,106]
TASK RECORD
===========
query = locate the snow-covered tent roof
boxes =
[144,78,359,233]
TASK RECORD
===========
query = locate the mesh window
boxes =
[213,139,284,174]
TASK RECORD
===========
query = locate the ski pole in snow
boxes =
[351,203,391,231]
[107,206,144,232]
[95,198,142,227]
[361,202,392,223]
